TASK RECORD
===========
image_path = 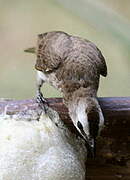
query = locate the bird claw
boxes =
[36,92,49,113]
[36,92,47,104]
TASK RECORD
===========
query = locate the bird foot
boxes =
[36,92,49,113]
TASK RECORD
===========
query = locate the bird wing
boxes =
[69,36,107,78]
[96,48,107,77]
[83,39,107,77]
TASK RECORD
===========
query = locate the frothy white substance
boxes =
[0,113,86,180]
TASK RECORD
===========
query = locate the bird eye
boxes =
[39,44,42,49]
[77,121,83,131]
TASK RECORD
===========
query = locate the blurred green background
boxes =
[0,0,130,99]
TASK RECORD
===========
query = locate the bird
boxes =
[25,31,107,157]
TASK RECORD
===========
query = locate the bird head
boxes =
[69,97,104,158]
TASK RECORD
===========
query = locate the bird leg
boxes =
[36,77,49,113]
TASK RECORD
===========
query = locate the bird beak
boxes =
[82,132,95,158]
[24,47,36,54]
[87,137,96,159]
[77,124,96,158]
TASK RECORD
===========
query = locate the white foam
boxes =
[0,112,86,180]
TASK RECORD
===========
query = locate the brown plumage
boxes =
[27,31,107,156]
